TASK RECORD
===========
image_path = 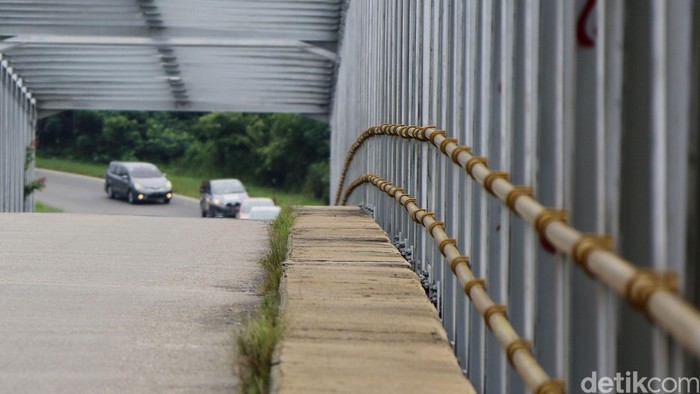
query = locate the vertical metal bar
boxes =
[650,0,669,272]
[470,0,494,390]
[558,0,576,384]
[428,0,440,320]
[11,76,18,211]
[400,1,407,126]
[594,0,612,379]
[27,97,33,212]
[524,0,540,351]
[443,0,458,352]
[499,0,515,391]
[378,1,385,125]
[661,0,693,377]
[451,0,468,372]
[486,0,503,390]
[7,74,14,211]
[571,0,619,387]
[388,0,394,125]
[665,0,694,300]
[436,0,454,348]
[385,1,393,234]
[21,91,29,212]
[463,0,478,380]
[1,64,6,211]
[409,0,416,128]
[650,0,670,377]
[536,0,568,382]
[508,1,539,392]
[618,0,655,375]
[4,64,9,212]
[397,2,406,247]
[405,1,415,269]
[6,72,11,212]
[1,64,5,211]
[597,0,625,379]
[420,0,430,280]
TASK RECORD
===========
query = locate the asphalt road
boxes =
[35,169,200,217]
[0,213,267,393]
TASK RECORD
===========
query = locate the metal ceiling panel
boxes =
[0,0,342,117]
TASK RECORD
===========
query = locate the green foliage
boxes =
[304,161,330,201]
[236,207,294,394]
[37,111,330,200]
[35,201,62,213]
[236,296,282,394]
[36,111,75,157]
[35,157,107,178]
[100,113,143,161]
[24,179,46,199]
[74,111,105,160]
[255,113,330,190]
[140,115,193,163]
[24,143,46,201]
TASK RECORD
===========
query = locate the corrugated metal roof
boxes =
[0,0,342,117]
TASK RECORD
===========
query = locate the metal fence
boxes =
[0,53,36,212]
[331,1,699,393]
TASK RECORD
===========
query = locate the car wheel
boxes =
[128,190,136,204]
[207,208,215,218]
[163,198,171,204]
[107,185,115,199]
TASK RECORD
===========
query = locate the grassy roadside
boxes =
[236,206,294,393]
[34,201,62,213]
[36,157,324,206]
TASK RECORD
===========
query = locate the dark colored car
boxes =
[105,161,173,204]
[200,179,248,218]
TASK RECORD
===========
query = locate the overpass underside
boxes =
[0,0,342,211]
[331,1,700,393]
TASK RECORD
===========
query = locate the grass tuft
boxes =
[236,206,294,394]
[34,201,62,213]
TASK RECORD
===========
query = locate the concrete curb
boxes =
[271,206,475,393]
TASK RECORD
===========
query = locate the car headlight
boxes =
[166,181,172,189]
[134,182,143,191]
[213,198,222,205]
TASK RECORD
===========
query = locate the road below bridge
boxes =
[0,213,266,393]
[35,169,200,217]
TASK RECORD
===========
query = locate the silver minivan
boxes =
[105,161,173,204]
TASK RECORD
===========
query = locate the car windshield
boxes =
[130,166,162,178]
[211,180,245,194]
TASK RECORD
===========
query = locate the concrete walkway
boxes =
[273,206,475,393]
[0,213,266,393]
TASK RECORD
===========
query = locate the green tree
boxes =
[257,113,329,189]
[184,113,258,177]
[73,111,105,160]
[36,110,331,198]
[99,113,143,161]
[139,116,193,163]
[36,111,75,156]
